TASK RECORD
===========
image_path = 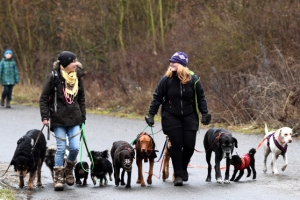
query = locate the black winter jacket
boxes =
[148,73,208,132]
[39,68,86,131]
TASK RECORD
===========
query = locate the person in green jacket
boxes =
[39,51,86,191]
[0,49,19,108]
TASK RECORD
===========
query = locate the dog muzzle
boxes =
[222,148,232,159]
[122,159,132,172]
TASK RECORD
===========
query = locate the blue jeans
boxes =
[2,85,14,101]
[53,125,81,166]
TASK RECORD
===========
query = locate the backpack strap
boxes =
[51,70,59,113]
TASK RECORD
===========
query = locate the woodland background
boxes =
[1,0,300,128]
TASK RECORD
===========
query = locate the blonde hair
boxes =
[165,64,191,84]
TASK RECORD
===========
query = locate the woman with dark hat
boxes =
[145,51,211,186]
[39,51,86,191]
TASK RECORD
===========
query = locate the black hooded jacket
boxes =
[148,73,208,132]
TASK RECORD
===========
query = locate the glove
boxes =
[145,114,155,127]
[201,113,211,125]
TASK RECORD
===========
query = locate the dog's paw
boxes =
[125,184,131,188]
[121,181,126,185]
[282,165,287,171]
[76,179,82,185]
[230,178,234,181]
[224,179,230,184]
[263,168,267,173]
[205,177,211,182]
[216,178,223,184]
[37,182,42,187]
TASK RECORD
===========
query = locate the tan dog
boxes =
[162,136,174,181]
[133,132,157,187]
[263,123,293,175]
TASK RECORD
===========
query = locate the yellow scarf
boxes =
[60,66,78,102]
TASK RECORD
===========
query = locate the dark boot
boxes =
[53,166,64,191]
[64,159,76,186]
[6,100,11,108]
[1,98,4,106]
[174,177,183,186]
[182,169,188,182]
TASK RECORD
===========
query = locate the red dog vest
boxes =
[237,154,251,170]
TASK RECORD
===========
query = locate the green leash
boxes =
[79,123,94,172]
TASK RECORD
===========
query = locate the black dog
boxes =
[44,144,69,181]
[90,150,113,186]
[203,128,238,184]
[10,129,47,189]
[74,161,89,185]
[230,148,256,182]
[111,141,135,188]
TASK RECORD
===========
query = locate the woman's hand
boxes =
[42,119,49,125]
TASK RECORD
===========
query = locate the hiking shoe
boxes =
[173,177,183,186]
[183,170,188,182]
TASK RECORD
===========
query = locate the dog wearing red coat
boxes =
[230,148,256,182]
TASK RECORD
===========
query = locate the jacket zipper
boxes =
[180,83,183,115]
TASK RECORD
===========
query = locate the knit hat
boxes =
[57,51,76,67]
[169,52,188,67]
[4,49,13,57]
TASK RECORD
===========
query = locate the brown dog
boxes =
[133,132,157,187]
[162,136,174,181]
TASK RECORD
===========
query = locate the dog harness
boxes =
[235,154,251,170]
[266,132,288,154]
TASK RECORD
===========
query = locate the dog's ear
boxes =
[233,137,238,148]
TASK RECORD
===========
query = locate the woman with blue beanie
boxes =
[145,51,211,186]
[0,49,19,108]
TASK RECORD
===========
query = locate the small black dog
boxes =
[203,128,238,184]
[230,148,256,182]
[44,144,69,181]
[74,161,89,185]
[11,129,47,189]
[90,150,113,186]
[111,140,135,188]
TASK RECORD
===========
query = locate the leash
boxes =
[49,129,81,140]
[155,139,167,163]
[79,123,94,172]
[256,138,266,151]
[32,124,48,152]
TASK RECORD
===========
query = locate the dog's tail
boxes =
[264,123,269,135]
[248,148,256,155]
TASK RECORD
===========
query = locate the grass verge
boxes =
[0,187,15,200]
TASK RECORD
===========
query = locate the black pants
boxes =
[165,128,197,178]
[2,85,14,102]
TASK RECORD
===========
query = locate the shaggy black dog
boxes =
[111,140,135,188]
[90,150,113,186]
[203,128,238,184]
[44,144,69,181]
[10,129,47,189]
[230,148,256,182]
[74,161,89,185]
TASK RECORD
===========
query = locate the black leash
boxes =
[31,124,47,152]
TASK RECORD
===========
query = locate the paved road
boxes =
[1,105,300,200]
